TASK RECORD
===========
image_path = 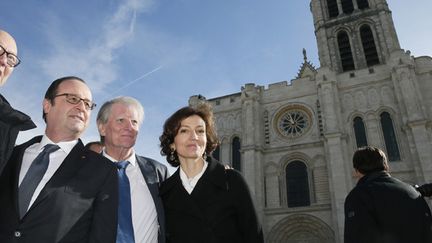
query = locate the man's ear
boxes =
[42,99,51,116]
[98,123,106,136]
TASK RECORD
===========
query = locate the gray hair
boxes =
[96,96,145,126]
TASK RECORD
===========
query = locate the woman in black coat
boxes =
[159,103,263,243]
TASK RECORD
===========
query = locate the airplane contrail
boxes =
[110,65,163,96]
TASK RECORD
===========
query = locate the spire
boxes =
[296,48,317,79]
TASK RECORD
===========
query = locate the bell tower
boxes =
[310,0,400,72]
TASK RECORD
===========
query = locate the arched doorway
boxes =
[267,214,334,243]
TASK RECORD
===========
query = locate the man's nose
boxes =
[75,99,88,111]
[123,120,135,130]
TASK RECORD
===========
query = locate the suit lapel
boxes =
[136,156,159,201]
[28,140,87,212]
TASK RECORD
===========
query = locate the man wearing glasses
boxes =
[0,29,35,175]
[0,76,119,243]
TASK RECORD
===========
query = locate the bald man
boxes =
[0,29,35,175]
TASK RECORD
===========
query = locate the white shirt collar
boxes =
[102,149,136,166]
[179,161,208,194]
[40,135,77,154]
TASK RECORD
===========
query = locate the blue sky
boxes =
[1,0,431,170]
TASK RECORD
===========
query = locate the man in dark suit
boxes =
[0,29,36,175]
[344,146,432,243]
[96,96,169,243]
[0,76,118,243]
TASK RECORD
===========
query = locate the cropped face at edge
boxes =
[0,31,18,87]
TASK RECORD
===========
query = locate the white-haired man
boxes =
[97,96,169,243]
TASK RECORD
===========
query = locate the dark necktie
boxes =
[116,161,135,243]
[18,144,60,218]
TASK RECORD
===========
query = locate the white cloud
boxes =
[10,0,155,143]
[38,0,155,93]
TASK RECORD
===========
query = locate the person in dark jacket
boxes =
[344,146,432,243]
[0,29,36,175]
[159,103,263,243]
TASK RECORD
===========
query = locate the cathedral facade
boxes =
[189,0,432,242]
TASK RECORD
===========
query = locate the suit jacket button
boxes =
[14,231,21,237]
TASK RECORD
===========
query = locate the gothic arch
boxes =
[280,152,312,169]
[378,110,401,161]
[267,214,335,243]
[357,22,382,66]
[337,30,356,71]
[280,153,315,207]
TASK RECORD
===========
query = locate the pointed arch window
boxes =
[380,112,400,161]
[341,0,354,14]
[337,31,355,72]
[357,0,369,9]
[354,117,368,147]
[286,161,310,207]
[327,0,339,18]
[232,136,241,171]
[212,145,220,161]
[360,25,380,66]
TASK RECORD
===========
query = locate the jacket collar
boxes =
[160,157,227,195]
[357,170,390,186]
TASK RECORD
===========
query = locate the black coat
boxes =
[0,95,35,175]
[0,136,119,243]
[160,158,264,243]
[344,171,432,243]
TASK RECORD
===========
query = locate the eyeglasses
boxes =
[54,93,97,110]
[0,44,21,67]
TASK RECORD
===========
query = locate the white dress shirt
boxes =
[19,135,77,211]
[103,150,158,243]
[180,161,208,194]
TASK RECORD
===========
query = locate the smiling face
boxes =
[0,30,18,87]
[43,79,92,142]
[171,115,207,163]
[99,103,139,154]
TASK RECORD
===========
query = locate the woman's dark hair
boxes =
[159,103,219,167]
[353,146,389,174]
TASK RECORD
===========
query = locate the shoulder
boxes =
[0,96,35,129]
[208,159,249,191]
[160,169,180,195]
[136,155,167,171]
[77,143,116,171]
[136,155,170,181]
[226,169,251,194]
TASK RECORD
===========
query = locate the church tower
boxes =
[310,0,400,72]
